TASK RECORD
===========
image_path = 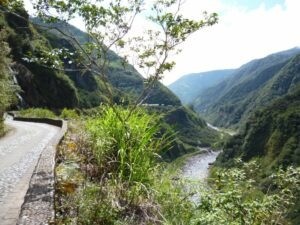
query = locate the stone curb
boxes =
[7,112,67,225]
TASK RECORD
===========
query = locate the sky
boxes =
[24,0,300,85]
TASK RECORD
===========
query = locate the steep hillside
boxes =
[216,85,300,169]
[143,106,220,160]
[31,18,181,108]
[194,48,300,128]
[1,6,180,109]
[2,6,79,108]
[168,69,235,104]
[215,85,300,224]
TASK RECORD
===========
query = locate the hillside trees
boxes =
[0,29,16,134]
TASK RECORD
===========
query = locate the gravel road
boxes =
[0,117,60,225]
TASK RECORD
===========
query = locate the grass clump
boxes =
[19,108,56,118]
[56,106,177,224]
[60,108,80,120]
[86,106,164,184]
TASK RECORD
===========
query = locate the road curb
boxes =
[8,112,67,225]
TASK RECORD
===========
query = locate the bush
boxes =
[0,29,16,134]
[193,161,300,225]
[86,106,168,185]
[60,108,79,120]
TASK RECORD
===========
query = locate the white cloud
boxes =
[162,0,300,85]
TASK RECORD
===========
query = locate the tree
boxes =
[27,0,217,115]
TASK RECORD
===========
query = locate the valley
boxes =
[0,1,299,224]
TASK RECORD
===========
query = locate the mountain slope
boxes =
[32,18,181,108]
[216,85,300,169]
[3,7,79,108]
[168,69,235,104]
[194,48,300,128]
[2,7,180,109]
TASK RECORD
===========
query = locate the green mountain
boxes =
[2,7,180,109]
[168,69,235,104]
[217,85,300,169]
[193,48,300,128]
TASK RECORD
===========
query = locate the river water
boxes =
[181,149,219,181]
[181,122,230,181]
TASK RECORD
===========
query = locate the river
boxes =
[181,123,234,182]
[181,149,219,181]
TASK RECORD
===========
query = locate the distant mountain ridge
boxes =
[193,47,300,128]
[168,69,236,104]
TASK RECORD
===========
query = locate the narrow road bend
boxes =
[0,116,60,225]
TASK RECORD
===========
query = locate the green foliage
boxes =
[86,106,168,184]
[19,108,56,118]
[0,29,16,134]
[60,108,79,119]
[194,161,300,225]
[218,86,300,170]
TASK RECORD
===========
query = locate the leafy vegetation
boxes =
[18,108,56,118]
[55,111,300,224]
[0,28,16,135]
[197,160,300,225]
[60,108,80,120]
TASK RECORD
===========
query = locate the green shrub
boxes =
[19,108,56,118]
[193,161,300,225]
[60,108,79,120]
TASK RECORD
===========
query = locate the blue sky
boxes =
[221,0,285,10]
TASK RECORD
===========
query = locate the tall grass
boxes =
[86,106,168,185]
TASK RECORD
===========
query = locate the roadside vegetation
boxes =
[0,29,16,136]
[55,106,300,224]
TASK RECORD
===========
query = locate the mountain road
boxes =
[0,117,60,225]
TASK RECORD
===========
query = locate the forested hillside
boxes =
[193,48,300,128]
[217,85,300,169]
[216,85,300,224]
[168,69,235,104]
[1,7,180,109]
